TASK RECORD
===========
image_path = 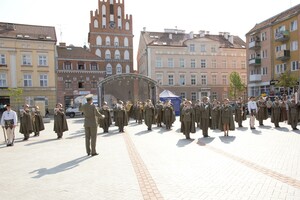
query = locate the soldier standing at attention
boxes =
[115,100,128,133]
[199,96,211,137]
[194,99,201,128]
[155,100,164,127]
[271,96,283,128]
[98,101,111,133]
[219,98,235,136]
[19,104,33,141]
[32,105,45,137]
[256,96,268,126]
[235,97,246,127]
[79,94,105,156]
[181,100,196,139]
[288,94,300,130]
[0,104,18,146]
[144,99,155,131]
[53,103,68,139]
[248,96,258,129]
[211,99,220,130]
[163,100,175,130]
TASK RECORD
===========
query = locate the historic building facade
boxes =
[137,28,247,102]
[56,43,105,108]
[246,4,300,97]
[0,22,57,112]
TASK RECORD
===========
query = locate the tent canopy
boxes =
[159,90,181,116]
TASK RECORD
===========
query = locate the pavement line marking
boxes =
[197,141,300,190]
[123,131,164,200]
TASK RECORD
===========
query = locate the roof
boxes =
[57,45,102,61]
[159,90,179,98]
[0,22,56,42]
[141,30,246,49]
[246,3,300,35]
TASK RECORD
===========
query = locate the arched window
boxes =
[124,50,129,60]
[124,37,129,47]
[96,36,102,45]
[95,49,101,57]
[102,5,106,28]
[114,37,119,46]
[126,65,130,73]
[117,6,122,29]
[116,64,122,74]
[94,19,99,28]
[114,50,120,59]
[125,22,130,30]
[105,36,111,46]
[105,50,111,59]
[106,64,112,75]
[110,0,113,4]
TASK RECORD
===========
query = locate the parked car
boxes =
[65,107,82,118]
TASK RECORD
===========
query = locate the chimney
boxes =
[224,32,230,40]
[59,42,66,47]
[169,33,172,40]
[199,30,205,37]
[143,27,146,32]
[229,35,234,44]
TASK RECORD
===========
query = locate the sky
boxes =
[1,0,300,69]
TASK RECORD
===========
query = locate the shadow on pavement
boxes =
[30,156,90,178]
[99,130,121,137]
[292,129,300,134]
[135,129,151,136]
[25,138,58,146]
[236,127,248,131]
[176,138,195,147]
[65,128,85,139]
[197,137,215,146]
[251,129,262,134]
[219,136,236,144]
[275,127,289,132]
[258,125,272,129]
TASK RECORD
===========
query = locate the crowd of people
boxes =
[1,94,299,155]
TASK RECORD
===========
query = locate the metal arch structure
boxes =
[97,73,158,106]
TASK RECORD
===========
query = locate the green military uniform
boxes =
[163,101,175,130]
[211,102,220,130]
[219,104,235,131]
[32,109,45,136]
[235,101,246,127]
[80,97,104,156]
[288,98,299,130]
[53,106,68,139]
[256,99,268,125]
[199,98,211,137]
[114,101,128,132]
[19,107,33,140]
[98,104,112,133]
[271,98,283,128]
[155,101,163,127]
[181,102,196,139]
[144,100,155,131]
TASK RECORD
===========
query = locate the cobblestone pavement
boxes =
[0,116,299,200]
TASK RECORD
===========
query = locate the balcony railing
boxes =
[276,50,290,61]
[248,41,261,49]
[275,30,290,42]
[249,58,261,66]
[249,74,262,82]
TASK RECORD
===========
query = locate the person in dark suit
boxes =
[79,94,105,156]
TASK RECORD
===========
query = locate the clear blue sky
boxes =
[1,0,299,69]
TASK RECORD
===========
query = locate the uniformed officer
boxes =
[79,94,105,156]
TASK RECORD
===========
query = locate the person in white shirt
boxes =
[0,104,18,146]
[248,96,258,129]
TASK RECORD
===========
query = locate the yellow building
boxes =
[0,22,57,112]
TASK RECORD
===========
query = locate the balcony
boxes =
[249,74,262,82]
[248,41,261,49]
[275,30,290,42]
[276,50,290,61]
[249,58,261,66]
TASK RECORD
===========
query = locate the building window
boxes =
[180,92,186,99]
[241,61,246,69]
[91,81,97,88]
[105,50,111,59]
[114,37,119,46]
[189,44,195,52]
[179,75,185,85]
[232,60,237,68]
[191,92,197,101]
[65,80,71,88]
[222,75,227,85]
[291,41,298,51]
[24,74,32,87]
[39,74,48,87]
[190,59,196,68]
[116,64,122,74]
[211,59,217,68]
[179,58,185,68]
[156,73,163,85]
[96,36,102,45]
[291,20,297,32]
[200,59,206,68]
[124,37,129,47]
[200,44,206,52]
[168,75,174,85]
[91,63,98,71]
[276,63,287,74]
[0,73,7,87]
[38,55,47,66]
[64,62,72,70]
[156,58,162,67]
[168,58,174,67]
[124,50,129,60]
[222,60,227,68]
[106,64,112,75]
[0,54,6,65]
[261,32,267,41]
[211,45,216,53]
[212,75,217,85]
[201,75,207,85]
[291,61,299,71]
[78,81,84,89]
[106,36,111,46]
[22,54,32,65]
[261,67,268,75]
[94,19,98,28]
[78,62,85,70]
[115,50,121,59]
[262,50,267,58]
[211,92,217,100]
[126,65,130,73]
[191,74,196,85]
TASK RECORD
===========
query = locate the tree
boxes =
[229,72,246,100]
[7,87,23,113]
[276,70,298,95]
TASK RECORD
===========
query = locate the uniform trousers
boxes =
[85,126,98,155]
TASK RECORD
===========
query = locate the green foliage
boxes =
[229,72,246,100]
[276,71,298,88]
[7,87,23,107]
